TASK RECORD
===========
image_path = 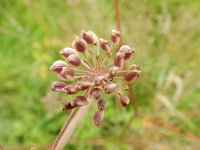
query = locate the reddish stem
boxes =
[114,0,121,31]
[114,0,122,47]
[51,108,78,150]
[114,0,138,114]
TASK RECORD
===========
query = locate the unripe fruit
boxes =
[67,54,81,67]
[60,48,76,59]
[61,67,74,80]
[124,70,140,83]
[62,101,76,110]
[111,29,120,44]
[64,84,79,94]
[72,37,87,53]
[81,30,98,45]
[71,96,88,106]
[98,99,106,111]
[51,81,66,92]
[120,95,130,107]
[99,38,110,52]
[50,60,67,74]
[93,110,104,127]
[119,45,135,60]
[114,52,124,68]
[104,83,117,94]
[90,88,101,100]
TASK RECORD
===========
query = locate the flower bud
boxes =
[124,70,140,83]
[111,29,120,44]
[71,96,88,106]
[72,37,87,53]
[90,88,101,100]
[67,54,81,67]
[81,30,98,45]
[119,45,135,60]
[93,110,104,127]
[120,95,130,107]
[98,99,106,111]
[50,60,68,74]
[99,38,110,52]
[62,101,76,111]
[114,52,124,68]
[61,67,74,80]
[104,83,117,94]
[64,84,79,94]
[51,81,66,92]
[60,48,76,59]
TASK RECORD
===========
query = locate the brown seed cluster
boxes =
[50,29,141,127]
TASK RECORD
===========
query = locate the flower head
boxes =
[50,29,141,127]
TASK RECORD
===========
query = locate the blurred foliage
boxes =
[0,0,200,149]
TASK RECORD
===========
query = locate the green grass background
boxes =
[0,0,200,149]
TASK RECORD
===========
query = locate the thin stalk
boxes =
[114,0,138,114]
[51,108,78,150]
[51,98,93,150]
[81,60,94,72]
[114,0,122,47]
[114,0,121,31]
[65,66,88,73]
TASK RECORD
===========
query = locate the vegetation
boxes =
[0,0,200,149]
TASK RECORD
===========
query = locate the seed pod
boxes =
[62,101,76,111]
[57,74,69,80]
[77,80,91,90]
[60,48,76,59]
[120,95,130,107]
[64,84,79,94]
[109,66,119,76]
[99,38,110,52]
[93,110,104,127]
[98,99,106,111]
[104,66,119,81]
[119,45,135,60]
[114,52,124,69]
[50,60,68,74]
[81,30,98,45]
[130,64,141,70]
[90,88,101,100]
[72,37,87,53]
[67,54,81,67]
[71,96,88,106]
[51,81,66,92]
[93,75,105,86]
[111,29,120,44]
[61,67,74,80]
[104,83,117,94]
[124,70,140,83]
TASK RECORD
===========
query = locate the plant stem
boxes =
[114,0,138,114]
[51,100,93,150]
[114,0,122,47]
[51,108,78,150]
[114,0,121,31]
[128,83,138,114]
